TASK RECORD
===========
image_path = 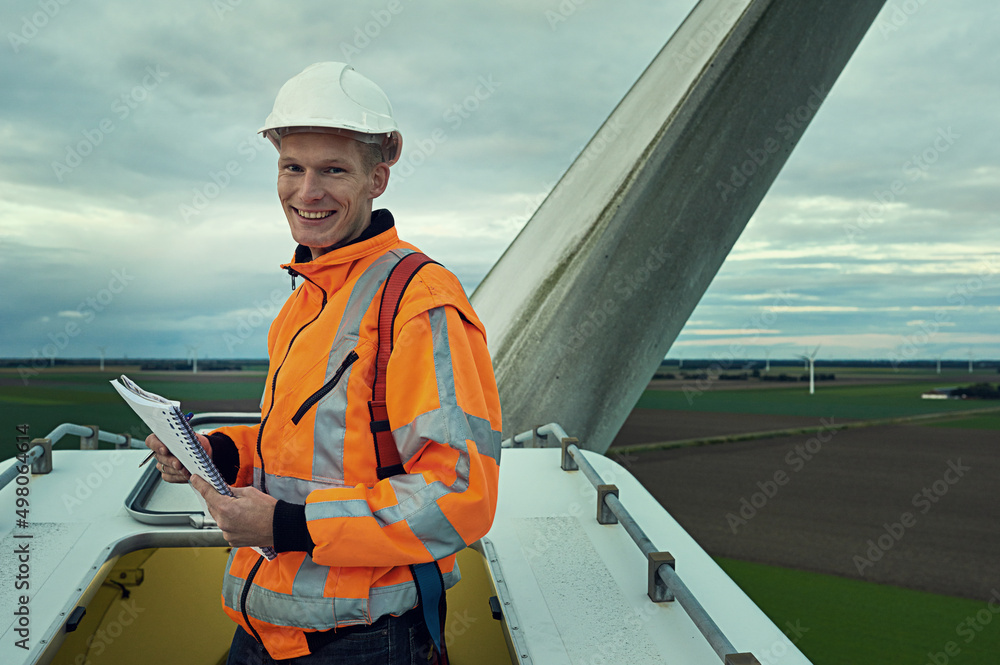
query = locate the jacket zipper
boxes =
[291,350,360,425]
[240,556,266,644]
[255,276,328,494]
[242,271,327,642]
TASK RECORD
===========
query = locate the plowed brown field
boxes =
[612,410,998,600]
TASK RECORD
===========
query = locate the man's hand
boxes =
[144,432,212,483]
[190,475,277,548]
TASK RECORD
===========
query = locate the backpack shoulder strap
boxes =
[368,251,437,480]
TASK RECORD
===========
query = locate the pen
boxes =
[137,412,195,467]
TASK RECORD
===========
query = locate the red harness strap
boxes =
[368,252,437,479]
[365,251,449,664]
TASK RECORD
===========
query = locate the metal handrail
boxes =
[44,423,135,448]
[188,412,261,428]
[1,417,260,493]
[564,442,741,662]
[1,422,139,493]
[504,423,759,665]
[501,422,571,448]
[0,445,45,492]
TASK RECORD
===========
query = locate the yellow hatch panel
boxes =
[50,548,233,665]
[446,547,512,665]
[48,546,510,665]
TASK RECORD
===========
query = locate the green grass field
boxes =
[717,557,1000,665]
[0,369,264,458]
[637,381,996,420]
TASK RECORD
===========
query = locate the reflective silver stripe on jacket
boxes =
[312,248,414,484]
[250,248,415,503]
[304,307,502,559]
[394,308,502,467]
[253,467,348,504]
[223,559,460,629]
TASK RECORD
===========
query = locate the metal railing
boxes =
[503,423,760,665]
[188,412,260,428]
[0,444,47,492]
[0,423,140,494]
[0,417,262,495]
[44,423,135,449]
[502,422,573,448]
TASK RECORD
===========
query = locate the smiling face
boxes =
[277,132,390,260]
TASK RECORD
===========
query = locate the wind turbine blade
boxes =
[472,0,888,453]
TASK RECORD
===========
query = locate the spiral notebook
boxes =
[111,374,276,560]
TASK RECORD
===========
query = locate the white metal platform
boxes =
[482,447,809,665]
[1,446,810,664]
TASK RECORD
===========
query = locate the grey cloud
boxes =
[2,0,998,360]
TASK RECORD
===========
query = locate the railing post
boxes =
[560,438,579,471]
[648,551,675,602]
[597,485,619,524]
[80,425,99,450]
[115,433,131,450]
[30,439,52,474]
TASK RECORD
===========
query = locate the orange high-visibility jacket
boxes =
[211,213,502,659]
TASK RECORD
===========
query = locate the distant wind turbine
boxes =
[97,346,106,372]
[968,349,975,374]
[798,346,820,395]
[935,357,941,375]
[763,349,770,374]
[187,345,199,374]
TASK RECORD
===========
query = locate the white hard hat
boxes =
[259,62,402,166]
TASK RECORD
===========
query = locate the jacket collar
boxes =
[281,209,398,293]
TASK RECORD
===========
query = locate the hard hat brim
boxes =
[261,126,401,167]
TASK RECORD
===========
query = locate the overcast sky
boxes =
[1,0,997,364]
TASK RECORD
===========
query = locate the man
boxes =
[146,62,502,663]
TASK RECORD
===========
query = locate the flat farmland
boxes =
[0,368,264,458]
[3,366,998,664]
[618,370,1000,664]
[614,372,1000,600]
[635,379,990,420]
[625,422,998,600]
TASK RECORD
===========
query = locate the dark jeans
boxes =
[225,607,436,665]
